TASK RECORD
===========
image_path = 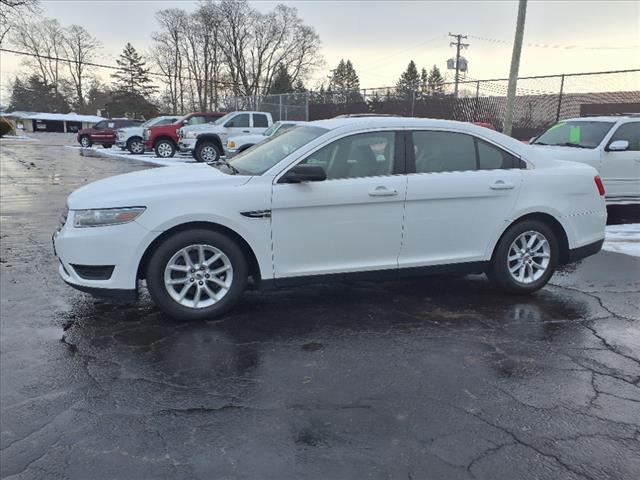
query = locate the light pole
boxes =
[503,0,528,136]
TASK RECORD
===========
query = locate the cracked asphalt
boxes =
[1,134,639,480]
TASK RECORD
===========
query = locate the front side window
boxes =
[226,114,250,128]
[93,121,106,130]
[533,121,615,149]
[253,114,269,128]
[413,131,476,173]
[608,122,640,151]
[230,126,328,175]
[299,131,396,180]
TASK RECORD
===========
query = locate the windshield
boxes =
[143,117,176,128]
[262,122,281,137]
[534,121,615,148]
[230,126,328,175]
[213,112,235,126]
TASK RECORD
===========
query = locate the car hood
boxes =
[67,163,249,209]
[529,144,600,161]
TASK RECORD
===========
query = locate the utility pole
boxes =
[503,0,528,136]
[449,33,468,98]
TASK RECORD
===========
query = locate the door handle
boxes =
[369,186,398,197]
[242,130,250,133]
[490,180,515,190]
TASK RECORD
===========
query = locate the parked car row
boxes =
[77,118,142,148]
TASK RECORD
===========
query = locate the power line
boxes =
[468,34,640,50]
[0,47,256,91]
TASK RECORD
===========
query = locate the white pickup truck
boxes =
[116,116,179,154]
[530,115,639,205]
[178,111,273,162]
[224,120,306,158]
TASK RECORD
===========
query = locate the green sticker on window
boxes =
[569,126,581,143]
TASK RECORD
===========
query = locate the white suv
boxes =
[178,111,273,162]
[116,116,179,154]
[530,115,639,205]
[53,117,606,321]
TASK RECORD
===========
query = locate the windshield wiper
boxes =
[557,142,590,149]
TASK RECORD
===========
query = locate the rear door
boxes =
[251,113,270,134]
[399,130,523,268]
[600,121,640,204]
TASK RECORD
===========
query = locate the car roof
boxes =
[561,115,638,122]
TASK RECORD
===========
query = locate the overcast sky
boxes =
[1,0,638,103]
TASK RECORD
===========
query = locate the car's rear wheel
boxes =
[79,135,91,148]
[155,139,176,158]
[146,229,248,320]
[127,137,145,155]
[487,220,558,294]
[195,141,221,163]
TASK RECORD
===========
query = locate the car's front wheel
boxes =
[487,220,558,294]
[195,141,221,163]
[79,135,92,148]
[127,137,145,155]
[146,229,248,320]
[155,139,176,158]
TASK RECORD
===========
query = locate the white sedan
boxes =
[54,117,607,320]
[530,115,639,205]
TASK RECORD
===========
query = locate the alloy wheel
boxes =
[201,146,218,162]
[163,244,233,309]
[507,230,551,284]
[130,140,144,154]
[80,137,90,147]
[157,142,173,158]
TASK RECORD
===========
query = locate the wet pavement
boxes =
[1,134,639,480]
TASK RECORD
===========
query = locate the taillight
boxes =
[594,176,605,196]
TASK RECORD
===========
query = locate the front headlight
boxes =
[73,207,146,228]
[227,140,237,149]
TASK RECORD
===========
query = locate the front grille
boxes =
[70,264,115,280]
[178,129,184,138]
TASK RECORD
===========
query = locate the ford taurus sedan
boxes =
[54,117,607,320]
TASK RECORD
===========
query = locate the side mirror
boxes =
[224,122,234,128]
[607,140,629,152]
[182,119,188,125]
[280,164,327,183]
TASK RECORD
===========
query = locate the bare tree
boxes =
[0,0,39,44]
[152,8,187,114]
[61,24,100,110]
[9,18,65,92]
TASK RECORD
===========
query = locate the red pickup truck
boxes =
[144,111,225,158]
[77,118,141,148]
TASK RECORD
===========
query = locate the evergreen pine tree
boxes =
[427,65,445,95]
[396,60,420,99]
[111,43,157,97]
[270,65,294,94]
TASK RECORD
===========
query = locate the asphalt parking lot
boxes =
[1,134,639,480]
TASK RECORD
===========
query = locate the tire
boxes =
[155,139,176,158]
[127,137,145,155]
[195,140,221,163]
[102,144,112,149]
[79,135,92,148]
[487,220,559,294]
[146,229,248,321]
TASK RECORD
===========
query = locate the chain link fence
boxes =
[221,70,640,139]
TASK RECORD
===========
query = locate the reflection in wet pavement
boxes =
[1,134,639,479]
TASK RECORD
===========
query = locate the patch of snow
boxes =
[603,223,640,258]
[65,145,197,167]
[0,135,33,140]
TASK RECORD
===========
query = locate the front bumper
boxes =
[224,147,239,158]
[53,215,155,298]
[115,140,127,148]
[179,138,196,153]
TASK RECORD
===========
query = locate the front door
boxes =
[271,130,407,279]
[222,113,251,144]
[601,121,640,204]
[400,130,523,267]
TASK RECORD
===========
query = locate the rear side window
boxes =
[609,122,640,151]
[477,139,520,169]
[412,131,521,173]
[413,131,476,173]
[253,114,269,128]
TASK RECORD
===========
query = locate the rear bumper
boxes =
[567,238,604,263]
